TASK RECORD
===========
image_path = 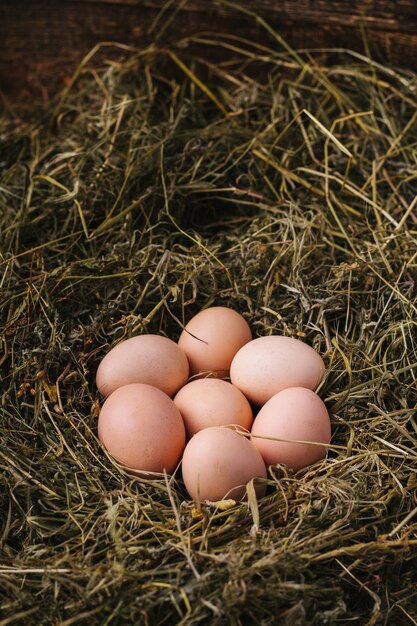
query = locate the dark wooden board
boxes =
[1,0,417,103]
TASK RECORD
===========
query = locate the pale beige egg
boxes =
[230,335,325,405]
[178,306,252,378]
[96,334,189,398]
[251,387,331,470]
[98,383,186,474]
[174,378,253,437]
[181,426,266,502]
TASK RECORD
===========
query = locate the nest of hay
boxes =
[1,15,417,626]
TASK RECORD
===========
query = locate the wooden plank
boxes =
[1,0,416,103]
[70,0,417,31]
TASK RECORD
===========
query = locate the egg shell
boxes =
[182,426,267,502]
[174,378,253,437]
[251,387,331,471]
[178,306,252,378]
[230,335,325,406]
[96,334,189,398]
[98,383,186,474]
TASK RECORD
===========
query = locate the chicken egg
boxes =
[230,335,325,405]
[251,387,331,470]
[173,378,253,437]
[98,383,186,475]
[96,334,189,398]
[182,426,266,502]
[178,306,252,378]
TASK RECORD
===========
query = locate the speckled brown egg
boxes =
[230,335,325,405]
[174,378,253,437]
[96,334,189,398]
[181,426,266,502]
[178,307,252,378]
[98,383,186,474]
[251,387,331,470]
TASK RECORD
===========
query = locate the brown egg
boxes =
[174,378,253,437]
[98,383,186,474]
[182,427,266,502]
[96,334,189,398]
[251,387,331,471]
[178,306,252,378]
[230,335,325,405]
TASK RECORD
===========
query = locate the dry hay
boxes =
[0,14,417,626]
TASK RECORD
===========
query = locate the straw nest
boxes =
[1,12,417,626]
